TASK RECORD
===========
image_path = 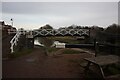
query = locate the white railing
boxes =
[34,29,90,36]
[10,29,25,53]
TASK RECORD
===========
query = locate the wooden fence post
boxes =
[94,39,99,57]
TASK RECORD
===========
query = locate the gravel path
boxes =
[2,47,93,79]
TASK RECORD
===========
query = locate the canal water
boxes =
[34,37,65,48]
[34,39,44,47]
[34,37,53,47]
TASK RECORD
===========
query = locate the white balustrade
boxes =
[9,28,90,53]
[34,29,89,37]
[10,29,25,53]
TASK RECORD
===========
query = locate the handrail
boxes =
[10,29,24,53]
[33,29,90,36]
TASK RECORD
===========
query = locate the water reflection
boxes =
[51,41,66,48]
[34,37,66,48]
[34,39,44,47]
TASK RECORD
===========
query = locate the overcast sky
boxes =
[2,2,118,29]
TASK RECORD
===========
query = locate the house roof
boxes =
[0,21,5,25]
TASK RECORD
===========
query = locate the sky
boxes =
[1,2,118,30]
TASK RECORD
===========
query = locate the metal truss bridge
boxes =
[8,28,90,53]
[33,29,90,37]
[9,28,90,37]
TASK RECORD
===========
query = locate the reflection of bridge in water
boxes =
[8,28,90,53]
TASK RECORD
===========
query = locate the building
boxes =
[0,21,16,37]
[1,21,16,58]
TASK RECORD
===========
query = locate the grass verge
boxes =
[8,48,34,58]
[62,49,85,54]
[47,36,83,44]
[46,47,60,53]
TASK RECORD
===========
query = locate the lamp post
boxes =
[11,18,13,27]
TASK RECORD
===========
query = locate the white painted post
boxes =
[10,29,23,53]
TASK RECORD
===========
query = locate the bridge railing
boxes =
[8,28,90,53]
[10,29,26,53]
[33,29,90,37]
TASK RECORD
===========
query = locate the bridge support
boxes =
[26,34,34,48]
[26,38,34,48]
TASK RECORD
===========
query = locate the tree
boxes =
[67,26,74,29]
[40,24,53,29]
[67,24,77,29]
[76,26,82,29]
[105,24,120,34]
